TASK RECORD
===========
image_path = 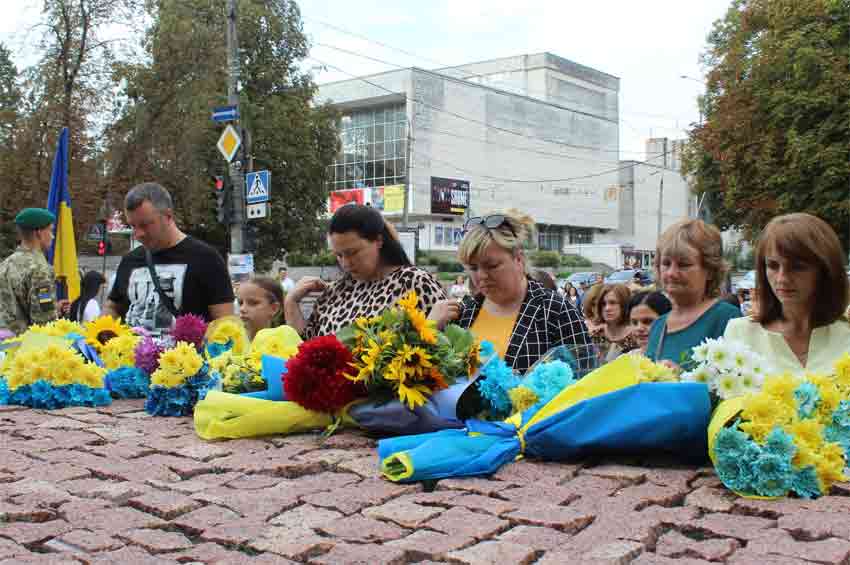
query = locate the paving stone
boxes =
[656,530,740,561]
[631,555,715,565]
[726,549,811,564]
[581,540,645,563]
[301,477,416,515]
[584,464,649,484]
[192,485,299,520]
[386,529,475,558]
[498,483,581,505]
[447,540,538,564]
[150,471,243,494]
[249,526,335,560]
[437,477,510,495]
[612,482,689,511]
[79,480,150,503]
[683,485,735,512]
[50,528,124,553]
[172,442,233,461]
[224,474,281,490]
[29,463,90,483]
[362,500,443,528]
[0,538,32,558]
[87,545,175,564]
[56,498,112,523]
[318,514,407,542]
[0,501,56,522]
[0,556,79,565]
[336,455,379,477]
[492,460,580,485]
[4,479,72,506]
[426,506,511,540]
[450,493,519,516]
[0,519,72,545]
[82,507,167,532]
[309,542,407,565]
[128,489,203,519]
[730,497,807,519]
[268,503,344,529]
[686,512,776,541]
[198,518,267,547]
[497,525,574,551]
[274,471,361,498]
[746,529,850,564]
[505,503,595,532]
[119,528,193,553]
[170,504,242,535]
[779,509,850,540]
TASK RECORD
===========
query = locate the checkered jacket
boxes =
[457,278,597,375]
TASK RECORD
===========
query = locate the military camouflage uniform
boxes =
[0,246,57,335]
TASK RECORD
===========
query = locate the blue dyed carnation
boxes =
[105,367,150,399]
[0,377,8,405]
[752,452,793,497]
[476,358,521,419]
[522,360,575,408]
[205,340,234,359]
[764,427,797,461]
[794,382,820,419]
[791,466,822,499]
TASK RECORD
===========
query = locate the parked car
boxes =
[604,269,653,286]
[564,272,601,288]
[733,270,756,293]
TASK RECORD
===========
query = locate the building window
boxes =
[538,227,562,251]
[433,225,463,248]
[326,105,407,192]
[569,228,593,245]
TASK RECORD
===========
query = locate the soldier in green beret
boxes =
[0,208,61,335]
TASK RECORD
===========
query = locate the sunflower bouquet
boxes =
[337,290,481,410]
[0,336,110,409]
[145,341,216,416]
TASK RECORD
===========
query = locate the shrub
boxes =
[437,259,464,273]
[530,250,561,268]
[561,254,592,267]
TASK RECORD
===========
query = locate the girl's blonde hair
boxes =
[458,209,535,267]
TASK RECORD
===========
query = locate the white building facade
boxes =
[317,53,696,268]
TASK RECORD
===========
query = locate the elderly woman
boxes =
[591,284,637,362]
[285,204,445,338]
[646,219,741,366]
[429,210,594,374]
[724,213,850,375]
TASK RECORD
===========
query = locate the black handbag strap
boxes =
[145,248,179,317]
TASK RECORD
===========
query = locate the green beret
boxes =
[15,208,56,229]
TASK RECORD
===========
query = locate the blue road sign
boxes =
[246,170,271,204]
[212,105,238,122]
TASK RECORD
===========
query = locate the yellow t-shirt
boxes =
[470,306,519,360]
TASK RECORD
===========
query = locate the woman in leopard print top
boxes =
[284,205,445,338]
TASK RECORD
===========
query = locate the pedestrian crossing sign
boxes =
[245,170,270,204]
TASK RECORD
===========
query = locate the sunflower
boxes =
[467,341,481,377]
[397,290,418,312]
[84,316,131,351]
[397,381,431,410]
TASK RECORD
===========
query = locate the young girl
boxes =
[237,276,284,340]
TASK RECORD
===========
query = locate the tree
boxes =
[106,0,338,267]
[0,43,21,256]
[682,0,850,247]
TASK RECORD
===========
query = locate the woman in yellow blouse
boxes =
[723,213,850,375]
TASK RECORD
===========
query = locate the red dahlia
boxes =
[284,335,366,413]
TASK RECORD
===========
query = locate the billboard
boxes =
[431,177,469,215]
[329,185,405,214]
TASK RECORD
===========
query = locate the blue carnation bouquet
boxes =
[145,341,219,417]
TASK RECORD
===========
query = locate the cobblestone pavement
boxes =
[2,401,850,564]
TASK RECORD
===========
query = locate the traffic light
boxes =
[243,225,259,253]
[97,241,106,256]
[213,175,233,224]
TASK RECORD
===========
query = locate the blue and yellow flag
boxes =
[46,127,80,301]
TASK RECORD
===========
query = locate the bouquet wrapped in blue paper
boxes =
[378,354,712,483]
[145,341,218,416]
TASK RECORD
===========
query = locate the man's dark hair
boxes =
[329,204,411,267]
[125,182,174,212]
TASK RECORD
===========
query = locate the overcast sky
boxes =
[2,0,731,160]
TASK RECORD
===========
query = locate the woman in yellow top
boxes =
[723,213,850,375]
[429,210,595,374]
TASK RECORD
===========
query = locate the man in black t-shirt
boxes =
[104,183,234,333]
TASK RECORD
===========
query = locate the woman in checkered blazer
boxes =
[429,210,597,375]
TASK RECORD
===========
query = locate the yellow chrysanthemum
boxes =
[761,374,799,408]
[84,316,130,351]
[787,419,825,451]
[509,386,539,414]
[152,342,204,387]
[5,343,104,390]
[833,354,850,390]
[100,334,142,371]
[205,316,249,356]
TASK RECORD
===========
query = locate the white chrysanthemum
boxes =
[715,374,742,399]
[691,341,710,364]
[682,366,712,385]
[737,370,761,395]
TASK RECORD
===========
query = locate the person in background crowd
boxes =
[0,208,61,335]
[285,204,445,338]
[724,213,850,375]
[736,288,752,316]
[449,275,468,299]
[68,270,106,323]
[238,275,284,340]
[591,283,637,362]
[580,282,605,334]
[560,281,573,297]
[429,210,594,374]
[532,269,558,291]
[646,219,741,367]
[104,183,234,333]
[278,267,295,295]
[628,291,672,355]
[566,285,581,309]
[721,293,741,310]
[628,272,643,293]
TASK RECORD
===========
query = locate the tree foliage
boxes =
[682,0,850,247]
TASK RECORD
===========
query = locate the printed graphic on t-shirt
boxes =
[126,265,187,332]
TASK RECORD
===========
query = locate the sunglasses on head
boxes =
[463,214,517,237]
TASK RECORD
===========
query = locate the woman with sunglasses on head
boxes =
[285,204,446,338]
[723,213,850,375]
[429,210,595,374]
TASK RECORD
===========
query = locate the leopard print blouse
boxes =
[302,266,447,338]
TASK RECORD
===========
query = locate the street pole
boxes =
[226,0,244,254]
[402,117,412,229]
[656,173,664,240]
